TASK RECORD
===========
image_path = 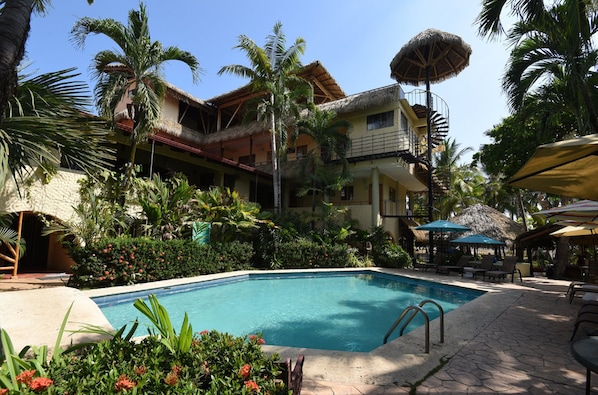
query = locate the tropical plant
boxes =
[1,67,113,194]
[0,296,288,394]
[218,21,313,214]
[194,187,272,243]
[503,0,598,133]
[42,170,133,248]
[477,0,598,133]
[137,173,196,240]
[70,2,201,193]
[294,106,352,213]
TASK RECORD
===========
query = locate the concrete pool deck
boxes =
[0,268,590,394]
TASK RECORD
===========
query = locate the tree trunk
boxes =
[554,236,569,278]
[269,104,281,215]
[0,0,35,125]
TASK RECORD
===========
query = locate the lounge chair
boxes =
[570,302,598,341]
[437,255,472,276]
[569,283,598,304]
[485,256,522,283]
[462,255,494,280]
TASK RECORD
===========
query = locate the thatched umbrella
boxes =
[390,28,472,262]
[450,204,525,253]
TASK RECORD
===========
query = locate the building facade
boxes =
[1,61,449,274]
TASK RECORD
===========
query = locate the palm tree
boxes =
[434,137,472,188]
[218,21,313,215]
[70,2,201,191]
[0,0,99,123]
[1,67,113,191]
[503,1,598,133]
[294,107,351,213]
[475,0,548,39]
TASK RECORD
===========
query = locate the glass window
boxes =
[400,112,408,132]
[341,186,354,201]
[367,111,394,131]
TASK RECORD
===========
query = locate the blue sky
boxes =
[26,0,515,163]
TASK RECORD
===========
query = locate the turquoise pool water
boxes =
[94,271,483,352]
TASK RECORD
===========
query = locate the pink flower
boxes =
[0,388,9,395]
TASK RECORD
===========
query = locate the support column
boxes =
[371,167,380,228]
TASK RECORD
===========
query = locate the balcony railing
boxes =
[340,128,422,163]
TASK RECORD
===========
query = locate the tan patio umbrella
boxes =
[538,201,598,268]
[390,28,471,263]
[508,134,598,200]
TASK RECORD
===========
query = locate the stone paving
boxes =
[1,270,593,394]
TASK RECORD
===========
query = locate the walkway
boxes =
[0,270,591,394]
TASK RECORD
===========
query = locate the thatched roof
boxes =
[390,28,472,86]
[318,84,403,116]
[449,204,525,248]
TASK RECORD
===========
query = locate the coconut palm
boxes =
[503,1,598,133]
[218,21,313,215]
[1,67,113,191]
[70,2,201,191]
[476,0,548,39]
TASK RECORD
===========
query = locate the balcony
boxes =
[340,128,422,164]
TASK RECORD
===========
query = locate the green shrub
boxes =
[372,243,411,268]
[277,238,356,268]
[69,238,253,289]
[1,296,288,394]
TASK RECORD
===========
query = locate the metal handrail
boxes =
[400,299,445,344]
[383,299,445,354]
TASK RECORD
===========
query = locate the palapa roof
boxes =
[318,84,404,116]
[449,204,525,248]
[390,28,472,86]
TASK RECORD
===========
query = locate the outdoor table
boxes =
[571,337,598,394]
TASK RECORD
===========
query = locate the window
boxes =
[400,112,408,132]
[367,110,394,131]
[341,186,354,201]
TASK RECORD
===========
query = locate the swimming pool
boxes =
[93,271,484,352]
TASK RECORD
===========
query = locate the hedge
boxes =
[68,238,253,289]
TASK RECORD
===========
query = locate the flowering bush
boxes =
[68,238,253,288]
[0,296,290,394]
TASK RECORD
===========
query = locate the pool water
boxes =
[94,271,483,352]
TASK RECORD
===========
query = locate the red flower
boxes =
[0,388,8,395]
[164,372,178,386]
[199,330,209,336]
[16,370,36,386]
[114,374,136,392]
[29,377,53,392]
[134,366,146,375]
[239,363,251,378]
[244,380,260,393]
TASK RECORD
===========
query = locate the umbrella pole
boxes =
[426,66,435,263]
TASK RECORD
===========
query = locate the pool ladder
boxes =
[383,299,444,353]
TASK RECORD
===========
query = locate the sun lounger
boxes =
[437,255,472,276]
[569,284,598,304]
[570,302,598,341]
[485,256,522,283]
[462,255,494,280]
